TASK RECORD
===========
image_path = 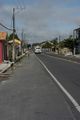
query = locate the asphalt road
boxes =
[0,53,79,120]
[37,53,80,119]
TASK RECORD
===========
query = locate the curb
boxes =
[0,53,26,74]
[0,63,13,73]
[15,54,25,63]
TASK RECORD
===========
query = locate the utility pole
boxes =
[21,29,24,41]
[73,30,75,55]
[12,8,16,62]
[21,29,24,55]
[58,35,60,54]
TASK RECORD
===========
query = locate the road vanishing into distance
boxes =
[0,52,80,120]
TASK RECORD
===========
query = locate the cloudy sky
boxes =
[0,0,80,43]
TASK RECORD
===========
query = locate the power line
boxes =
[0,22,13,31]
[14,0,24,10]
[16,0,26,10]
[10,14,13,29]
[16,0,22,9]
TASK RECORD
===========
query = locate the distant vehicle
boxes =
[34,45,42,54]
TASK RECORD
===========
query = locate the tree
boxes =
[42,41,52,48]
[51,38,58,51]
[59,35,74,52]
[8,33,20,40]
[59,41,65,48]
[64,39,73,52]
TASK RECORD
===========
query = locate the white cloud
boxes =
[0,0,80,42]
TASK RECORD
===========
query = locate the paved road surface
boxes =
[0,53,78,120]
[37,53,80,119]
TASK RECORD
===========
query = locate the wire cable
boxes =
[0,23,13,31]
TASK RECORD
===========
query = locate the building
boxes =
[73,27,80,54]
[0,32,7,63]
[8,39,21,61]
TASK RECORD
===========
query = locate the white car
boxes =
[34,46,42,54]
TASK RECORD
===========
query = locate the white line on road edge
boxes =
[36,55,80,113]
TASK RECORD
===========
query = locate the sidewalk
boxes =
[0,53,26,74]
[0,61,13,73]
[0,53,78,120]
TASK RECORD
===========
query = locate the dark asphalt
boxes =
[37,53,80,119]
[46,52,80,63]
[0,53,77,120]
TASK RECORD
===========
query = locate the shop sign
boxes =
[0,32,7,40]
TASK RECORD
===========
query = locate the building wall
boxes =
[0,41,3,63]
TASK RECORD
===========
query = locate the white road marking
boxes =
[36,55,80,113]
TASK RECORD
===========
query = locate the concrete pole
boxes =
[73,30,75,55]
[21,29,24,54]
[12,8,16,62]
[58,35,60,54]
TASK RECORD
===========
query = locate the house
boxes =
[59,47,72,56]
[8,39,21,61]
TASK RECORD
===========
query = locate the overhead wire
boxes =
[0,23,13,31]
[13,0,26,37]
[16,0,25,10]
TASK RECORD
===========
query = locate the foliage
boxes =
[62,36,74,51]
[42,41,52,48]
[51,39,58,48]
[8,33,20,40]
[59,41,65,48]
[6,33,9,40]
[27,44,31,49]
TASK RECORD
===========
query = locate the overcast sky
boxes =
[0,0,80,43]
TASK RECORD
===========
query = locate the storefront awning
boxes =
[8,39,21,45]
